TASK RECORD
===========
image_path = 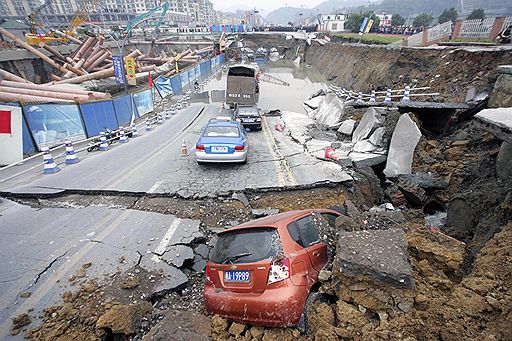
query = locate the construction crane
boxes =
[124,1,169,36]
[25,0,99,45]
[27,0,54,38]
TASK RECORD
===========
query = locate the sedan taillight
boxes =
[206,266,212,283]
[196,145,205,150]
[268,258,290,284]
[234,145,245,151]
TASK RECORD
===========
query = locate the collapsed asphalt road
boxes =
[0,197,208,338]
[0,64,359,339]
[0,103,350,198]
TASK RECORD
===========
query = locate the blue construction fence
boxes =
[2,54,224,155]
[210,25,248,33]
[153,54,224,99]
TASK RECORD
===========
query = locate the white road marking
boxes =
[151,218,182,262]
[0,209,132,337]
[148,181,163,193]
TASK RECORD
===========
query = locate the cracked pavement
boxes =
[0,198,202,338]
[0,64,352,338]
[0,104,352,198]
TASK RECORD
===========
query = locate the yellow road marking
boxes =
[261,117,297,187]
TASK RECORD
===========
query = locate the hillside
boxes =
[265,0,380,26]
[265,6,313,26]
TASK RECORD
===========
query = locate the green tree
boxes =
[345,11,380,33]
[467,8,485,20]
[413,13,433,27]
[439,7,458,24]
[392,14,405,26]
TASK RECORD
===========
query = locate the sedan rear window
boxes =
[237,109,258,116]
[204,125,240,137]
[210,228,282,264]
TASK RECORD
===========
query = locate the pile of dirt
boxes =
[20,265,172,340]
[411,119,512,262]
[362,221,512,341]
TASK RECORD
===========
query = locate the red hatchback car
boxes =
[204,209,340,328]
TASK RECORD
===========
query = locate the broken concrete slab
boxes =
[475,108,512,143]
[251,208,280,218]
[496,65,512,74]
[333,228,415,312]
[152,265,189,293]
[231,192,250,207]
[352,107,385,143]
[397,177,428,207]
[338,119,357,136]
[496,142,512,180]
[368,127,385,147]
[349,152,387,168]
[162,244,194,268]
[353,140,378,153]
[304,95,324,110]
[398,172,449,190]
[194,244,209,260]
[384,113,422,177]
[280,111,315,145]
[1,186,66,195]
[305,139,332,153]
[192,255,207,273]
[309,93,347,126]
[171,219,204,245]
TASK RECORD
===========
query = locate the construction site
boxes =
[0,1,511,340]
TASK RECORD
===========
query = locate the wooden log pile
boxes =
[0,27,211,103]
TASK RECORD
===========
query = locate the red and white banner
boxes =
[0,110,11,134]
[0,105,23,165]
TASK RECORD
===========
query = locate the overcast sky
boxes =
[210,0,327,13]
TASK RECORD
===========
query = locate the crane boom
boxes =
[125,1,169,33]
[25,0,98,44]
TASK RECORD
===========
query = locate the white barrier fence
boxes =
[459,18,495,38]
[428,21,453,42]
[503,16,512,31]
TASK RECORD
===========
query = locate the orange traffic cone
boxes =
[180,140,188,157]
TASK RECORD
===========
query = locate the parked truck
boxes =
[225,64,260,109]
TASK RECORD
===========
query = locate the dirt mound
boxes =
[412,119,512,264]
[367,222,512,341]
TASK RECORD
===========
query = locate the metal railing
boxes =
[502,16,512,31]
[459,18,495,38]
